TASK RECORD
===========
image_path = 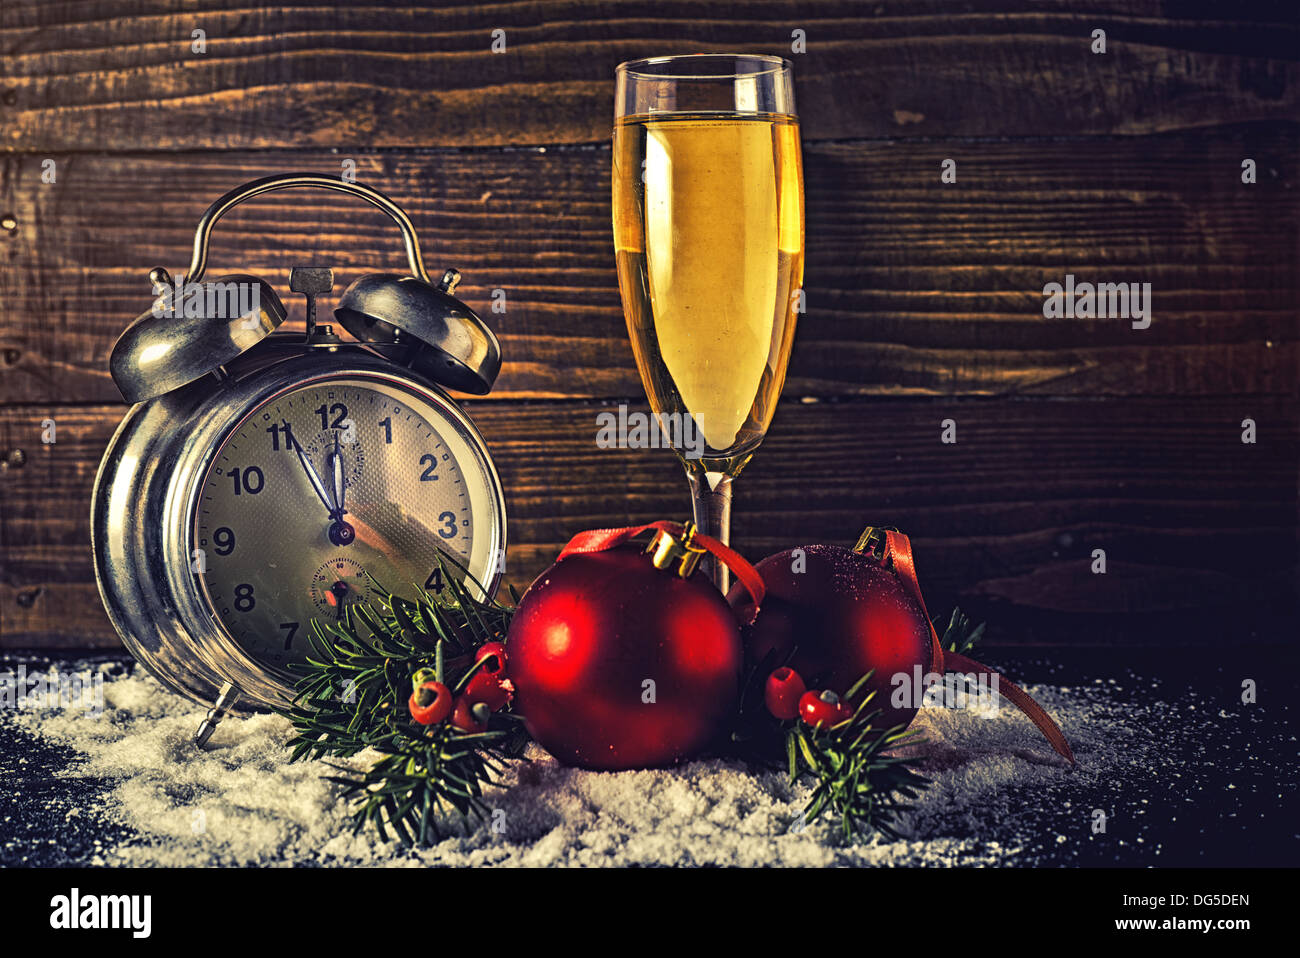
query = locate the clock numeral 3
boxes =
[438,511,457,539]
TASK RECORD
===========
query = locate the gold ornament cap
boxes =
[853,526,888,556]
[645,521,707,579]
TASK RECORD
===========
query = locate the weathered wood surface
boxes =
[1,398,1294,648]
[7,0,1300,149]
[1,127,1295,404]
[2,1,1296,149]
[1,3,1296,650]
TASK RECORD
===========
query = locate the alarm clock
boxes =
[91,173,507,745]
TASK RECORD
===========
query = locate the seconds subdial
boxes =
[310,556,375,620]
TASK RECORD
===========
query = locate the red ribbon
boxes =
[556,520,766,613]
[881,530,1076,764]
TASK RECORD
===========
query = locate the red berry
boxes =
[764,667,806,720]
[408,681,453,726]
[451,696,490,733]
[799,689,852,729]
[464,669,513,711]
[475,641,508,676]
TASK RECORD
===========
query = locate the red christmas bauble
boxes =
[727,543,935,731]
[508,544,743,770]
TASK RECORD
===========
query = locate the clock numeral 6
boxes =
[230,466,264,495]
[234,583,256,612]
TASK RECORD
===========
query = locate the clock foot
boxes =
[195,682,240,748]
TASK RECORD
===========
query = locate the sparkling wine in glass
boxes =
[613,54,804,590]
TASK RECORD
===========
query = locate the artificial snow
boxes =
[5,663,1151,866]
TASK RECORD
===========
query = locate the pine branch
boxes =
[788,673,930,842]
[731,653,930,841]
[782,606,987,840]
[940,606,986,656]
[277,551,526,845]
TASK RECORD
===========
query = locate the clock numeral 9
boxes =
[230,466,264,495]
[213,527,236,556]
[234,583,256,612]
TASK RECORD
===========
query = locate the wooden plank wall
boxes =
[0,1,1296,648]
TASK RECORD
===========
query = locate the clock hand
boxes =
[330,580,349,620]
[329,431,347,519]
[286,422,336,517]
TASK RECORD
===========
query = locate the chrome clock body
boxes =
[92,340,507,715]
[93,174,508,745]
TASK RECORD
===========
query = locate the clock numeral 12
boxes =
[316,403,349,431]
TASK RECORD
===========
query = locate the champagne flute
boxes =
[612,54,804,591]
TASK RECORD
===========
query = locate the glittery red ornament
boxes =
[729,527,1076,764]
[728,538,935,731]
[508,522,762,771]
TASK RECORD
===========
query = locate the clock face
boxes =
[191,374,502,672]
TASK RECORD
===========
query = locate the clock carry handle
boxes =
[182,172,432,284]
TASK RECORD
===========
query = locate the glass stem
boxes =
[686,469,734,594]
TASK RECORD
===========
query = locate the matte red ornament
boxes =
[507,522,760,771]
